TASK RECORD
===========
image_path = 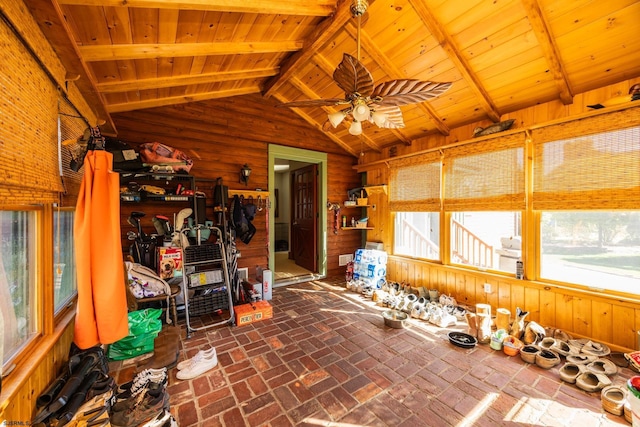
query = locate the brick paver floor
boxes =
[110,277,634,426]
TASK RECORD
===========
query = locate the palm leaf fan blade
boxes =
[333,53,374,97]
[372,80,452,107]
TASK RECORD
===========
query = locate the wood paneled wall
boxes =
[112,94,363,278]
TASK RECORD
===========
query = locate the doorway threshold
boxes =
[274,273,325,288]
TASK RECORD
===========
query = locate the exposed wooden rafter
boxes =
[56,0,337,16]
[272,93,359,157]
[79,41,304,62]
[106,86,261,113]
[344,22,449,138]
[521,0,574,104]
[408,0,501,122]
[263,0,372,98]
[97,67,279,93]
[23,0,116,134]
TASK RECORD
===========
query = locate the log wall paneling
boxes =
[112,96,362,278]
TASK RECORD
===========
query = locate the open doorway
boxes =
[269,146,327,286]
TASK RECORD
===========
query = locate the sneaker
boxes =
[117,368,167,396]
[141,409,176,427]
[177,347,217,371]
[176,349,218,380]
[110,388,170,427]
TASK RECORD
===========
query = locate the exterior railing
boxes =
[401,220,439,259]
[451,219,494,268]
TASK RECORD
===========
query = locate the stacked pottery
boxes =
[476,304,492,344]
[495,308,511,332]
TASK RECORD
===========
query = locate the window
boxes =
[450,211,521,273]
[533,124,640,293]
[394,212,440,260]
[1,210,39,365]
[444,136,525,273]
[389,153,441,260]
[54,209,76,312]
[540,211,640,293]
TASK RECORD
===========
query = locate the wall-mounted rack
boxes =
[228,189,270,199]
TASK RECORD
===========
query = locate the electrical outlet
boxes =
[483,283,491,293]
[339,254,353,266]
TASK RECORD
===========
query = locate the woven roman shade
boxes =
[532,125,640,210]
[389,152,441,211]
[443,134,526,211]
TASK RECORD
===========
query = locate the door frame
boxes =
[268,145,327,279]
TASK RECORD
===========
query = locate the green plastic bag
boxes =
[107,308,163,361]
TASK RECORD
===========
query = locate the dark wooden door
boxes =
[290,164,317,272]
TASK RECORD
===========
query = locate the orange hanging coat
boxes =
[74,150,129,349]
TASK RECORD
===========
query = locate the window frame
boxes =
[1,204,77,379]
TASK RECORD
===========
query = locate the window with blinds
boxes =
[389,153,441,212]
[533,125,640,210]
[443,137,526,211]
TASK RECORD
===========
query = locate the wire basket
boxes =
[188,287,229,316]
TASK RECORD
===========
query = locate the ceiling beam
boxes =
[263,0,370,98]
[106,86,261,113]
[56,0,336,16]
[344,22,450,138]
[97,67,279,93]
[288,76,382,153]
[521,0,573,104]
[79,41,303,62]
[23,0,116,134]
[408,0,501,122]
[272,93,359,158]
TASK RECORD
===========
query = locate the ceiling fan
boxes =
[279,0,452,136]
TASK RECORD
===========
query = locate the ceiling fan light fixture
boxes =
[372,111,387,127]
[352,103,370,122]
[328,111,347,128]
[349,120,363,136]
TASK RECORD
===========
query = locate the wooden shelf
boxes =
[342,204,370,208]
[342,227,374,230]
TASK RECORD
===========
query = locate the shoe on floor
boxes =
[559,362,585,383]
[176,349,218,380]
[177,347,217,371]
[575,371,612,393]
[580,340,611,357]
[140,409,177,427]
[566,354,598,365]
[535,349,560,369]
[586,358,617,376]
[111,388,170,427]
[601,385,626,416]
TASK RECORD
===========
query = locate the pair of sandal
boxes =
[560,357,618,391]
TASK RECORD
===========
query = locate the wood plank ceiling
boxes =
[24,0,640,157]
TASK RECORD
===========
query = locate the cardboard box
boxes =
[235,301,273,326]
[157,247,183,279]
